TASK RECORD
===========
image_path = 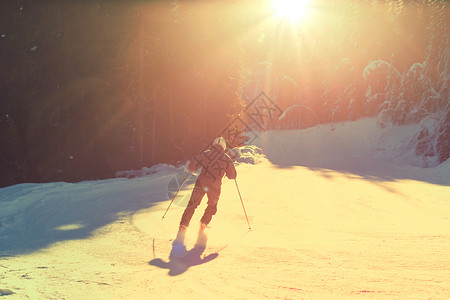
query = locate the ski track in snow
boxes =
[0,118,449,299]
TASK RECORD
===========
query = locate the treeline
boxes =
[0,0,448,187]
[244,0,448,124]
[0,0,246,187]
[242,0,448,165]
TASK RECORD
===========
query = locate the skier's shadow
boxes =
[149,243,218,276]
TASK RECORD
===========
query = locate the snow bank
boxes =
[254,118,383,165]
[0,171,173,253]
[252,117,449,182]
[115,146,267,180]
[115,163,185,178]
[229,145,266,165]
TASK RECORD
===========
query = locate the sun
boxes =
[272,0,309,22]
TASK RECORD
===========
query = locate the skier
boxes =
[175,137,237,246]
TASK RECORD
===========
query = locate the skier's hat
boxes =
[213,136,227,151]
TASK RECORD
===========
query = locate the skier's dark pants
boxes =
[180,180,220,227]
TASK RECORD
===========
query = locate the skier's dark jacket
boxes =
[188,144,237,190]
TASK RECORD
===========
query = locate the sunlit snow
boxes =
[0,118,448,299]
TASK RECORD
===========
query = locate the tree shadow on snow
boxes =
[149,243,218,276]
[267,155,449,186]
[0,177,170,256]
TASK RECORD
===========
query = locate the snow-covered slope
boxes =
[0,118,449,299]
[255,117,449,184]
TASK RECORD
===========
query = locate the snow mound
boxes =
[116,146,267,180]
[116,163,184,178]
[253,117,449,172]
[229,145,266,164]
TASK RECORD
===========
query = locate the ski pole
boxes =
[234,179,251,230]
[162,172,190,220]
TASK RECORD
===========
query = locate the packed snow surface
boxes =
[0,118,449,299]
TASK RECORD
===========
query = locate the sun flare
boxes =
[273,0,309,21]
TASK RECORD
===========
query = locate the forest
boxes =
[0,0,448,187]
